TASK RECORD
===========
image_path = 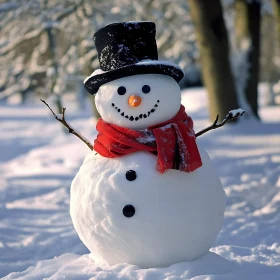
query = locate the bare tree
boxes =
[273,0,280,45]
[188,0,240,121]
[0,0,200,108]
[43,0,62,112]
[234,0,261,119]
[261,13,277,106]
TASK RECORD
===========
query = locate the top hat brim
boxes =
[84,61,184,95]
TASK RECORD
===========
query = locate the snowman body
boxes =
[70,148,226,268]
[70,73,226,268]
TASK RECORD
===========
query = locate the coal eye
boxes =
[142,85,150,94]
[118,86,126,95]
[123,205,135,218]
[126,170,137,181]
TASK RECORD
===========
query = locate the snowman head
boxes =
[95,74,181,129]
[84,21,184,129]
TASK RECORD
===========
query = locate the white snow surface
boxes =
[1,87,280,279]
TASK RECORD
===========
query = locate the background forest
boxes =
[0,0,279,118]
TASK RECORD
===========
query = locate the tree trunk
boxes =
[80,41,100,119]
[273,0,280,79]
[272,0,280,106]
[235,0,261,119]
[188,0,239,121]
[273,0,280,46]
[265,83,276,106]
[261,14,276,106]
[46,26,63,114]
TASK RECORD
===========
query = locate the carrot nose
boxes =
[128,95,142,107]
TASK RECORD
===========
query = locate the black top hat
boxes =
[84,21,184,95]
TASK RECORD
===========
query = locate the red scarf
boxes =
[94,105,202,173]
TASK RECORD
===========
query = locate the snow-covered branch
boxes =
[40,99,93,150]
[196,109,245,137]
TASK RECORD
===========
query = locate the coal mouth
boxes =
[111,100,160,121]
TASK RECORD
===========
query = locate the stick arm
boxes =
[196,109,245,137]
[40,99,93,150]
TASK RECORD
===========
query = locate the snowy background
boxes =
[1,0,280,279]
[1,87,280,279]
[0,0,279,106]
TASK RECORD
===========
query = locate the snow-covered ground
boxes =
[1,88,280,279]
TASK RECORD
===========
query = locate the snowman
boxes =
[69,22,227,268]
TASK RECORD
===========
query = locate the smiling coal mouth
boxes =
[111,100,160,121]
